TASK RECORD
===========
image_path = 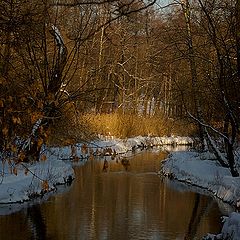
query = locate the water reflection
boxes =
[0,150,225,240]
[27,205,46,240]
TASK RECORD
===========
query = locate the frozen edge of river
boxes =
[160,151,240,240]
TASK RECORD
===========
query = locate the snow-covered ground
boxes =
[161,150,240,239]
[0,135,192,207]
[0,150,74,204]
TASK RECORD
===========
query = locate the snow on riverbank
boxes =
[0,153,73,204]
[203,212,240,240]
[0,136,192,206]
[160,151,240,206]
[160,150,240,239]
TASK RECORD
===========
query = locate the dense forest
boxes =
[1,0,240,176]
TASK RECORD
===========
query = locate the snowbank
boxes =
[0,151,73,204]
[203,212,240,240]
[160,151,240,206]
[0,136,192,207]
[160,151,240,239]
[92,135,193,153]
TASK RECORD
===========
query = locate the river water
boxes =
[0,150,230,240]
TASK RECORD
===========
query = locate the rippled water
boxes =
[0,150,229,240]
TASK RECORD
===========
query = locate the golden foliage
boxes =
[12,116,22,125]
[82,112,195,138]
[18,151,26,162]
[41,180,49,191]
[40,154,47,161]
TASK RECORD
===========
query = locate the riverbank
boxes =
[0,135,192,207]
[160,150,240,239]
[0,152,74,204]
[2,135,239,238]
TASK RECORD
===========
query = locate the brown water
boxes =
[0,150,226,240]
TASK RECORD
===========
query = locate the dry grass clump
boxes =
[83,112,195,138]
[48,105,197,146]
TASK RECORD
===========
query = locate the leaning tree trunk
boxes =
[21,25,68,162]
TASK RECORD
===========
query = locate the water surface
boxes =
[0,150,227,239]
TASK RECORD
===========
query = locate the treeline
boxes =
[0,0,240,176]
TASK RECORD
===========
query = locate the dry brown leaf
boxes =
[41,154,47,161]
[41,180,49,191]
[18,151,26,162]
[25,168,29,176]
[89,148,93,155]
[81,144,88,155]
[71,145,77,156]
[13,167,18,176]
[2,127,8,136]
[16,117,22,125]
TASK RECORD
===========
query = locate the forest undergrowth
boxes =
[49,111,197,146]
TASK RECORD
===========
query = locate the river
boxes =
[0,149,230,240]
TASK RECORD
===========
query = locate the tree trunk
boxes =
[223,115,239,177]
[236,0,240,80]
[22,26,68,162]
[181,0,207,150]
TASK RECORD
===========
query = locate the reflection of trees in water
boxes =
[102,159,109,172]
[27,205,46,240]
[184,194,213,240]
[121,157,130,171]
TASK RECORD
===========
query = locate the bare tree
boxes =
[0,0,157,162]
